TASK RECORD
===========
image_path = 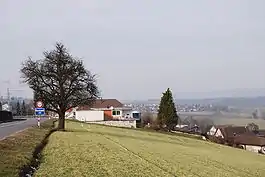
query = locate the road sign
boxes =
[35,108,45,116]
[36,101,44,108]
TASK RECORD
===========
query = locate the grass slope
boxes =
[35,121,265,177]
[0,119,55,177]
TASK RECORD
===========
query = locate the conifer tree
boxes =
[16,101,21,116]
[157,88,179,131]
[22,100,27,116]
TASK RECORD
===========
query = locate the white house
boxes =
[207,125,230,138]
[65,99,141,121]
[75,110,104,122]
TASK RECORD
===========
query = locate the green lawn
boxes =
[35,121,265,177]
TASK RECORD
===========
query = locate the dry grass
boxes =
[35,121,265,177]
[0,119,55,177]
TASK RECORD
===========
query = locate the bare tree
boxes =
[246,122,259,133]
[196,118,214,134]
[21,43,99,130]
[141,112,155,127]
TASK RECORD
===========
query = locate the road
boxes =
[0,118,48,140]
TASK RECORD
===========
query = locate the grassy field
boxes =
[35,121,265,177]
[0,119,55,177]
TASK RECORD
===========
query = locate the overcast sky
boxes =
[0,0,265,100]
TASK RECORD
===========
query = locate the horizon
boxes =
[1,87,265,101]
[1,0,265,100]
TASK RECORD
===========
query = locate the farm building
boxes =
[207,125,248,139]
[207,125,265,154]
[207,125,251,146]
[65,99,141,122]
[234,133,265,154]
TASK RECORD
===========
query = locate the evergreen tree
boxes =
[22,100,27,116]
[16,101,21,116]
[157,88,179,131]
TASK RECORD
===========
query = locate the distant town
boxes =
[124,97,265,119]
[1,95,265,119]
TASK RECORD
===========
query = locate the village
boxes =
[176,122,265,154]
[55,98,265,155]
[1,1,265,176]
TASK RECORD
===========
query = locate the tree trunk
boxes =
[58,112,65,130]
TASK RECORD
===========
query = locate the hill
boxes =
[35,121,265,177]
[175,96,265,108]
[126,96,265,108]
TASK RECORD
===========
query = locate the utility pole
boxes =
[6,87,23,112]
[7,88,10,105]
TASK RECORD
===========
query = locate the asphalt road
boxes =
[0,118,48,140]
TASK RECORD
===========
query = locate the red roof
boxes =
[77,99,123,111]
[219,126,248,140]
[234,134,265,146]
[66,108,73,113]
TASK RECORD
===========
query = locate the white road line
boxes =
[0,121,26,128]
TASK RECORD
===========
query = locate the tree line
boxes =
[15,100,27,116]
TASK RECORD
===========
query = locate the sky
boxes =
[0,0,265,100]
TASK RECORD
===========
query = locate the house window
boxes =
[132,113,140,119]
[112,110,121,116]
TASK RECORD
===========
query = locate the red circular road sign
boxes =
[36,101,44,108]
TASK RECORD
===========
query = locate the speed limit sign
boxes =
[36,101,44,108]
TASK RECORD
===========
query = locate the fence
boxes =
[89,120,137,128]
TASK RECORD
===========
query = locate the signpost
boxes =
[36,101,44,108]
[35,101,45,127]
[35,108,45,116]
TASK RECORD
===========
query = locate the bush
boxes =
[0,119,56,177]
[140,112,156,128]
[208,135,225,145]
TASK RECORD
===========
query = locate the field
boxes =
[214,118,265,129]
[35,121,265,177]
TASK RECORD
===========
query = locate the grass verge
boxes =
[0,119,56,177]
[36,120,265,177]
[67,119,203,141]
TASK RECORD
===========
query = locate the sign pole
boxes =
[35,101,45,128]
[37,117,40,128]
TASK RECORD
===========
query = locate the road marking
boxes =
[0,121,26,128]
